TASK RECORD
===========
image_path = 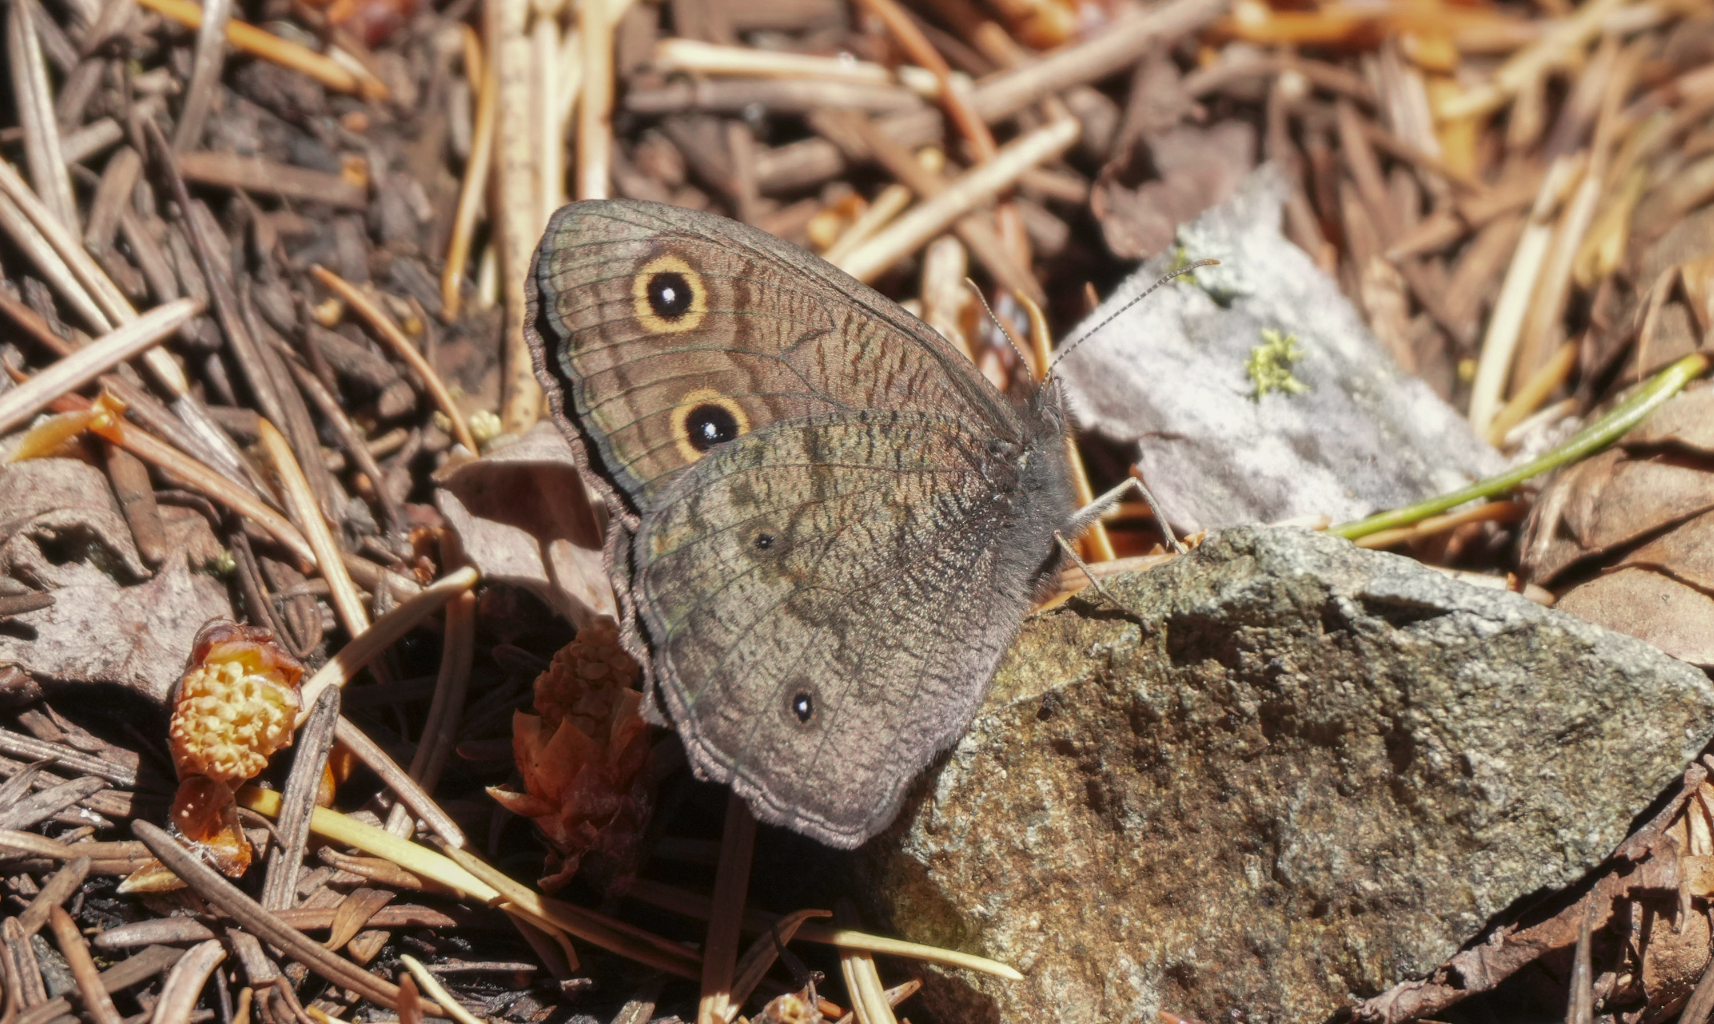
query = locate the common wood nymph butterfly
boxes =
[525,199,1086,847]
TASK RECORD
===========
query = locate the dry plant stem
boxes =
[724,909,829,1019]
[259,686,340,911]
[149,939,224,1024]
[553,27,584,133]
[238,789,699,978]
[1467,153,1584,435]
[492,0,543,436]
[393,975,424,1024]
[10,0,78,234]
[818,111,1038,301]
[258,419,369,636]
[652,41,896,84]
[175,153,367,208]
[12,946,184,1024]
[396,957,481,1024]
[577,0,614,201]
[284,360,404,536]
[1488,341,1580,445]
[0,288,75,356]
[1333,351,1710,540]
[130,821,446,1017]
[331,718,468,848]
[0,156,210,441]
[835,903,897,1024]
[106,441,167,565]
[17,858,91,938]
[438,846,701,979]
[0,160,128,329]
[86,407,316,567]
[95,906,474,947]
[698,795,757,1024]
[0,298,199,437]
[831,981,920,1024]
[0,777,106,831]
[532,18,563,226]
[503,907,579,978]
[0,733,135,787]
[623,878,1024,980]
[295,566,480,720]
[46,906,121,1024]
[1439,0,1629,120]
[134,0,368,96]
[442,55,497,320]
[821,184,911,262]
[0,192,107,331]
[1514,46,1636,384]
[384,585,474,837]
[972,0,1229,122]
[1352,499,1529,550]
[837,117,1078,284]
[757,0,1222,191]
[170,0,230,150]
[3,916,46,1009]
[855,0,994,160]
[308,266,479,454]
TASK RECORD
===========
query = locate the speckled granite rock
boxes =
[859,527,1714,1024]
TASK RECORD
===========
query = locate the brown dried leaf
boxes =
[1090,122,1256,260]
[435,421,613,627]
[0,539,233,703]
[327,887,394,950]
[1627,386,1714,456]
[1622,510,1714,592]
[1637,904,1709,1023]
[1555,567,1714,666]
[0,458,149,586]
[1558,451,1714,561]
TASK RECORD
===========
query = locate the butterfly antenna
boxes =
[963,278,1033,371]
[1046,258,1220,378]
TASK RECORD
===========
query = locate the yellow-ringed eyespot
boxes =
[633,254,707,333]
[671,388,749,463]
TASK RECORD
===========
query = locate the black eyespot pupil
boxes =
[755,532,774,550]
[791,692,813,723]
[685,404,738,452]
[648,272,693,320]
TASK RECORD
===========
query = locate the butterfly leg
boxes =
[1064,476,1187,555]
[1054,531,1134,612]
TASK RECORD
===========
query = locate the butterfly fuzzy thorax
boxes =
[524,199,1079,848]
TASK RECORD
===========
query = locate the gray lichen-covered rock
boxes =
[1057,165,1502,532]
[861,527,1714,1024]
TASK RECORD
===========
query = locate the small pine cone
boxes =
[169,623,305,784]
[534,617,639,735]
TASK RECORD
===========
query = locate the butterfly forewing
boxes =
[528,200,1018,501]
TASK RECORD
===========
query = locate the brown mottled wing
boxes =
[525,199,1020,502]
[635,412,1044,847]
[524,199,1046,846]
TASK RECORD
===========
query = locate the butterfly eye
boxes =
[790,691,814,723]
[632,254,706,333]
[754,532,774,550]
